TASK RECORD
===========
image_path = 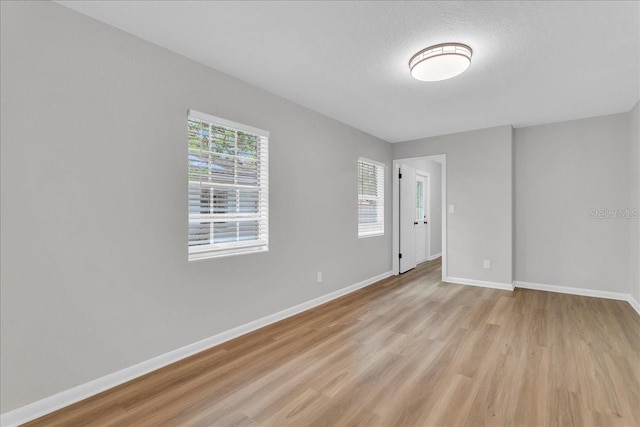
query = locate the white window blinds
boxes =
[358,158,385,237]
[188,110,269,260]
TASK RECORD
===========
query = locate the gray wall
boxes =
[0,1,392,412]
[393,126,514,285]
[630,102,640,301]
[399,158,442,257]
[514,113,631,292]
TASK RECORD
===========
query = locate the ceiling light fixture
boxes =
[409,43,472,82]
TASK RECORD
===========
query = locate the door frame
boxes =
[415,171,430,264]
[392,155,447,280]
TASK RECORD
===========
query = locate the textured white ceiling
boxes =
[57,1,639,142]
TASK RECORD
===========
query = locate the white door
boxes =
[415,174,429,263]
[399,165,417,273]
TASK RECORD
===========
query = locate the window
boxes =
[416,180,424,221]
[358,158,385,237]
[188,110,269,260]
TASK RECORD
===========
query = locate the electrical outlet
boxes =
[317,272,322,283]
[483,260,491,269]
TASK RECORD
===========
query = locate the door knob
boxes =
[414,221,418,225]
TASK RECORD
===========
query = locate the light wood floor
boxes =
[27,259,640,426]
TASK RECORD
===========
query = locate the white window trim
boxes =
[188,110,269,261]
[357,157,385,238]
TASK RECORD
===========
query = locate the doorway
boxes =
[392,155,446,279]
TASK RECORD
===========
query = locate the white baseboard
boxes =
[627,295,640,316]
[514,280,629,300]
[428,252,442,261]
[444,276,514,291]
[0,270,393,427]
[514,280,640,316]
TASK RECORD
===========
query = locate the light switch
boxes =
[448,204,455,214]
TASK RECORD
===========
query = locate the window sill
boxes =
[358,232,384,239]
[189,242,268,261]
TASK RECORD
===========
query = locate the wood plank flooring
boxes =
[27,259,640,426]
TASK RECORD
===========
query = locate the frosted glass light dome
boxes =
[409,43,472,82]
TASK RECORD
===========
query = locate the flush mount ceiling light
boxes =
[409,43,472,82]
